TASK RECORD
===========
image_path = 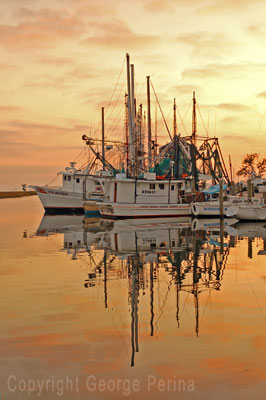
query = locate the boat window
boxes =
[171,185,175,191]
[76,178,80,183]
[159,184,165,190]
[149,183,155,190]
[64,175,66,181]
[68,176,71,181]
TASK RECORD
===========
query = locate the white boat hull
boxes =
[191,201,237,217]
[235,205,266,221]
[99,202,191,219]
[33,186,83,212]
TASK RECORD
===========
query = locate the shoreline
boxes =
[0,191,37,199]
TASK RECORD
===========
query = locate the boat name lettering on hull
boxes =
[47,190,68,196]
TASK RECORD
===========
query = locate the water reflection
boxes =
[2,197,266,399]
[35,214,245,367]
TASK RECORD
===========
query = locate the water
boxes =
[0,196,266,399]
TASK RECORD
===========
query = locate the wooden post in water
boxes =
[220,217,224,257]
[247,179,252,199]
[248,237,253,258]
[230,181,235,195]
[219,178,224,219]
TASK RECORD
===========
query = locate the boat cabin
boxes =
[103,173,192,204]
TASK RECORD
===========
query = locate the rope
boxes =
[250,107,266,152]
[150,79,172,140]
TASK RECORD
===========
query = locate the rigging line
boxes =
[154,276,174,333]
[199,289,212,326]
[250,108,266,152]
[105,77,127,125]
[89,58,126,141]
[156,105,173,134]
[108,102,126,137]
[106,57,126,116]
[150,79,172,141]
[179,290,190,320]
[176,101,191,136]
[196,103,209,136]
[244,263,266,325]
[105,57,126,119]
[73,148,86,163]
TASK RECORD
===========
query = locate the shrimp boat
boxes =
[99,173,192,219]
[31,162,110,214]
[85,54,231,219]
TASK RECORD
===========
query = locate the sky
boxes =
[1,0,266,188]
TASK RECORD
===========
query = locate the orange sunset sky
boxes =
[1,0,266,188]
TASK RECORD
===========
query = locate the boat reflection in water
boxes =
[42,215,230,367]
[34,214,266,367]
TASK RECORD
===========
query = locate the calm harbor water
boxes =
[0,196,266,399]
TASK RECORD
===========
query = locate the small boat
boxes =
[191,184,237,217]
[31,162,111,214]
[233,201,266,221]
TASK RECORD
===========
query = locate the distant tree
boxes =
[237,153,266,177]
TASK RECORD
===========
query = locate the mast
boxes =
[101,107,105,171]
[154,101,158,156]
[130,63,136,175]
[126,53,134,174]
[229,154,233,182]
[147,76,152,165]
[150,262,154,336]
[124,93,129,173]
[191,91,197,191]
[192,91,197,146]
[173,98,177,136]
[103,250,107,308]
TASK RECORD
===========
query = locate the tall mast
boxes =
[126,53,134,173]
[147,76,152,165]
[101,107,105,171]
[173,98,177,136]
[192,91,197,146]
[191,91,197,191]
[154,101,158,156]
[130,64,136,174]
[124,93,129,173]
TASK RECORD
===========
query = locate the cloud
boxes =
[174,84,202,96]
[0,105,25,112]
[257,91,266,99]
[217,103,252,112]
[81,18,161,50]
[141,0,265,14]
[221,116,242,124]
[182,62,266,80]
[140,0,200,12]
[38,56,74,66]
[176,32,236,59]
[202,0,266,13]
[7,119,89,135]
[0,9,85,51]
[247,24,266,37]
[25,68,100,91]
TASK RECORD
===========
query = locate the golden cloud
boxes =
[81,18,161,50]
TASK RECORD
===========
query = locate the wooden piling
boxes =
[219,179,224,219]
